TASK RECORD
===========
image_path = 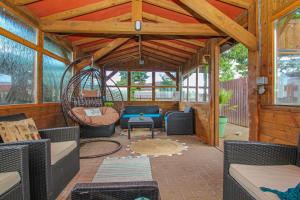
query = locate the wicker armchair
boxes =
[0,145,30,200]
[0,113,80,200]
[71,181,160,200]
[164,106,194,135]
[223,135,300,200]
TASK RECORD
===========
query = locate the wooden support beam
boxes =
[177,39,205,47]
[151,40,197,54]
[72,38,103,46]
[165,72,176,81]
[143,41,191,58]
[99,52,140,65]
[77,38,130,70]
[143,0,192,16]
[179,0,257,51]
[41,0,131,20]
[13,0,40,6]
[219,0,253,9]
[100,48,139,62]
[40,21,224,36]
[106,70,118,81]
[145,56,180,67]
[132,0,142,22]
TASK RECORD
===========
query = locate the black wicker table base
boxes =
[79,139,122,159]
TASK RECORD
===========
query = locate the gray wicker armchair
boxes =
[0,113,80,200]
[0,145,30,200]
[165,106,194,135]
[223,135,300,200]
[71,181,160,200]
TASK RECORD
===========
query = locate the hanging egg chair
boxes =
[60,55,124,138]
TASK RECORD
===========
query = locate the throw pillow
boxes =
[22,118,41,140]
[0,122,18,143]
[84,108,102,117]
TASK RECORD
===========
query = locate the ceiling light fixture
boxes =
[135,20,142,31]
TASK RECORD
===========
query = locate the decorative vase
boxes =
[219,116,228,138]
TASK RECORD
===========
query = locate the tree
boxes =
[220,43,248,82]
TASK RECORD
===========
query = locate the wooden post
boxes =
[248,2,259,141]
[128,70,131,101]
[36,30,44,103]
[152,71,155,101]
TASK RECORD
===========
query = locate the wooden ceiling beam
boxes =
[76,38,130,69]
[101,47,139,62]
[145,57,179,68]
[142,41,191,59]
[132,0,142,22]
[73,38,104,46]
[12,0,40,6]
[143,0,192,16]
[151,40,197,54]
[40,21,224,36]
[219,0,253,9]
[41,0,131,20]
[143,47,186,63]
[179,0,257,51]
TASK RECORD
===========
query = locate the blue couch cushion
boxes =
[123,106,159,114]
[122,114,161,118]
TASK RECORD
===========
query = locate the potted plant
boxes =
[104,102,114,107]
[219,89,236,138]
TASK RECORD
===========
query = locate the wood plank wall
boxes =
[0,103,65,129]
[179,102,210,143]
[259,0,300,145]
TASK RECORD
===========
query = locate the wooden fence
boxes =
[220,77,249,127]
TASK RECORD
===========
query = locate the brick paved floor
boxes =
[57,127,224,200]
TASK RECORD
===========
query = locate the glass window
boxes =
[130,87,152,101]
[43,55,67,102]
[155,72,176,86]
[198,88,209,102]
[106,71,128,86]
[182,87,187,101]
[106,87,127,101]
[155,88,178,101]
[182,76,188,87]
[44,36,72,60]
[188,88,196,102]
[274,8,300,105]
[131,71,152,86]
[0,35,36,105]
[0,7,36,44]
[188,70,197,87]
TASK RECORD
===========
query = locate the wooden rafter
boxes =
[100,48,139,62]
[76,38,130,69]
[179,0,257,51]
[81,41,110,52]
[143,41,191,59]
[12,0,40,6]
[99,52,140,65]
[145,57,179,68]
[143,47,186,62]
[41,0,131,20]
[143,0,192,16]
[142,12,206,47]
[219,0,253,9]
[40,21,224,36]
[151,40,197,54]
[106,70,118,81]
[143,51,182,65]
[73,38,104,46]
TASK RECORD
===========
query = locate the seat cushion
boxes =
[0,172,21,196]
[229,164,300,200]
[51,141,77,165]
[122,114,161,118]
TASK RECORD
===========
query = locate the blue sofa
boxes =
[120,105,163,129]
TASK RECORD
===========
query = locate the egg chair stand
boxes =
[60,55,124,138]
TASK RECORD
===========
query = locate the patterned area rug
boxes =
[120,128,160,138]
[93,156,152,183]
[128,138,188,157]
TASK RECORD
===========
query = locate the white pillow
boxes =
[84,108,102,117]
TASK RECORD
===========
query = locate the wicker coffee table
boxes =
[128,117,154,139]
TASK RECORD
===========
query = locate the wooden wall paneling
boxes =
[0,104,65,129]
